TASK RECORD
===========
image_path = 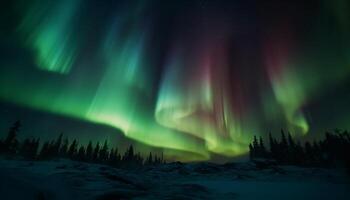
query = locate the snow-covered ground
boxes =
[0,159,349,200]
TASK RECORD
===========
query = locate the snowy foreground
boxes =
[0,159,349,200]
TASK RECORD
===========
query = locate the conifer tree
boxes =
[287,132,295,148]
[109,148,120,166]
[93,142,100,161]
[77,146,86,161]
[30,138,40,159]
[123,145,134,162]
[280,129,289,163]
[259,136,267,158]
[99,140,109,161]
[68,139,78,158]
[109,148,114,161]
[86,141,93,161]
[269,132,277,159]
[249,143,254,160]
[4,120,21,154]
[146,152,153,165]
[280,129,288,147]
[53,133,63,156]
[19,138,30,158]
[252,136,260,158]
[39,142,50,159]
[60,138,69,157]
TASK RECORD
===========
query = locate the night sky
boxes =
[0,0,350,162]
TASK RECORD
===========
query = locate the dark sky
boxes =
[0,0,349,161]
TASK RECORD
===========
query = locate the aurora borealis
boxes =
[0,0,350,162]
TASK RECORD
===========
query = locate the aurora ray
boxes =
[18,0,81,74]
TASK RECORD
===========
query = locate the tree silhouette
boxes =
[77,146,86,161]
[252,136,259,157]
[109,148,121,166]
[93,142,100,161]
[249,129,350,171]
[123,145,134,162]
[68,139,78,158]
[259,136,267,158]
[99,140,109,162]
[4,120,21,154]
[86,141,93,161]
[19,138,30,158]
[39,142,50,160]
[249,143,254,160]
[60,138,69,157]
[0,121,165,168]
[53,133,63,157]
[146,152,153,165]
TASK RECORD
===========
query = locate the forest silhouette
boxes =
[1,120,350,171]
[0,120,164,168]
[249,129,350,171]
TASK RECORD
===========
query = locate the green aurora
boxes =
[0,0,350,161]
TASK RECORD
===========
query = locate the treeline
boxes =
[0,120,165,168]
[249,129,350,169]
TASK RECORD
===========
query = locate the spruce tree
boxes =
[252,136,260,158]
[123,145,134,162]
[30,138,40,159]
[287,132,295,148]
[39,142,50,160]
[100,140,109,161]
[146,152,153,165]
[111,148,121,166]
[77,146,86,161]
[280,129,289,163]
[259,136,267,158]
[86,141,93,161]
[60,138,69,157]
[4,120,21,154]
[19,138,30,158]
[93,142,100,161]
[249,143,254,160]
[281,129,288,147]
[53,133,63,156]
[268,132,278,160]
[68,139,78,158]
[109,148,114,162]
